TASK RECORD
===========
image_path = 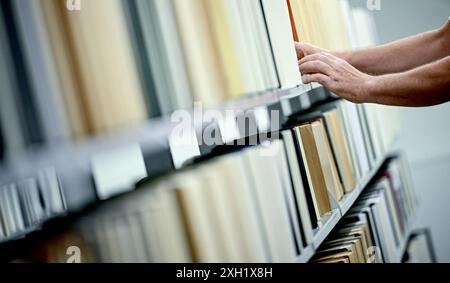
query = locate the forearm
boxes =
[365,56,450,107]
[335,21,450,75]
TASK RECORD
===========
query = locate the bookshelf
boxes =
[0,85,330,246]
[0,0,424,263]
[294,153,390,263]
[0,83,417,263]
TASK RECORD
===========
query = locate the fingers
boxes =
[295,42,305,59]
[299,60,334,76]
[295,43,323,60]
[298,52,338,68]
[303,74,332,87]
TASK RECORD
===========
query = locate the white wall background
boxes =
[349,0,450,262]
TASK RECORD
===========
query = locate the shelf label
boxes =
[91,143,147,200]
[169,124,201,169]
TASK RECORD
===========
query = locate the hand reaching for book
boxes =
[295,42,327,61]
[298,52,373,104]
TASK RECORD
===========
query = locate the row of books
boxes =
[313,158,418,263]
[0,0,304,154]
[0,168,67,241]
[15,97,400,262]
[288,0,351,51]
[0,0,381,163]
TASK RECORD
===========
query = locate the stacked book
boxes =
[313,157,418,263]
[0,168,66,241]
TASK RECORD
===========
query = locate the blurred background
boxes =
[349,0,450,262]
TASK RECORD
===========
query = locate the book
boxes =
[247,0,279,90]
[12,0,70,143]
[218,155,267,262]
[243,144,297,262]
[323,110,356,193]
[275,140,304,254]
[175,172,220,262]
[310,120,344,202]
[173,0,227,106]
[281,130,314,245]
[122,0,161,117]
[339,101,370,180]
[63,0,147,133]
[261,0,302,89]
[236,0,266,92]
[204,0,244,97]
[40,0,89,137]
[0,11,26,156]
[297,124,332,216]
[0,0,44,146]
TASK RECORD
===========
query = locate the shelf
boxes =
[302,154,391,260]
[395,218,416,263]
[0,84,391,261]
[295,244,315,263]
[312,209,342,250]
[0,85,334,248]
[339,158,386,216]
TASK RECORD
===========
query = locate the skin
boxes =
[296,20,450,107]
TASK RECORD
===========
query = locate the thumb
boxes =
[295,42,306,59]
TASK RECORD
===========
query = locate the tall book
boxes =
[133,0,193,114]
[122,0,161,117]
[0,0,44,145]
[0,10,25,156]
[63,0,147,133]
[146,186,192,262]
[296,124,332,217]
[175,173,222,262]
[282,130,314,245]
[236,0,266,92]
[198,164,246,262]
[323,110,356,193]
[204,0,244,97]
[311,120,344,202]
[152,0,193,111]
[219,155,268,262]
[247,0,279,90]
[243,144,297,262]
[275,141,305,255]
[40,0,89,137]
[12,0,70,143]
[293,127,321,225]
[173,0,227,106]
[261,0,302,88]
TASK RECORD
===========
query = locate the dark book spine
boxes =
[292,129,319,230]
[0,0,45,146]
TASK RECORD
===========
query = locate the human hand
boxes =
[295,42,328,60]
[299,52,374,104]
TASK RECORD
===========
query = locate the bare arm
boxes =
[299,53,450,107]
[297,20,450,75]
[366,56,450,106]
[336,20,450,75]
